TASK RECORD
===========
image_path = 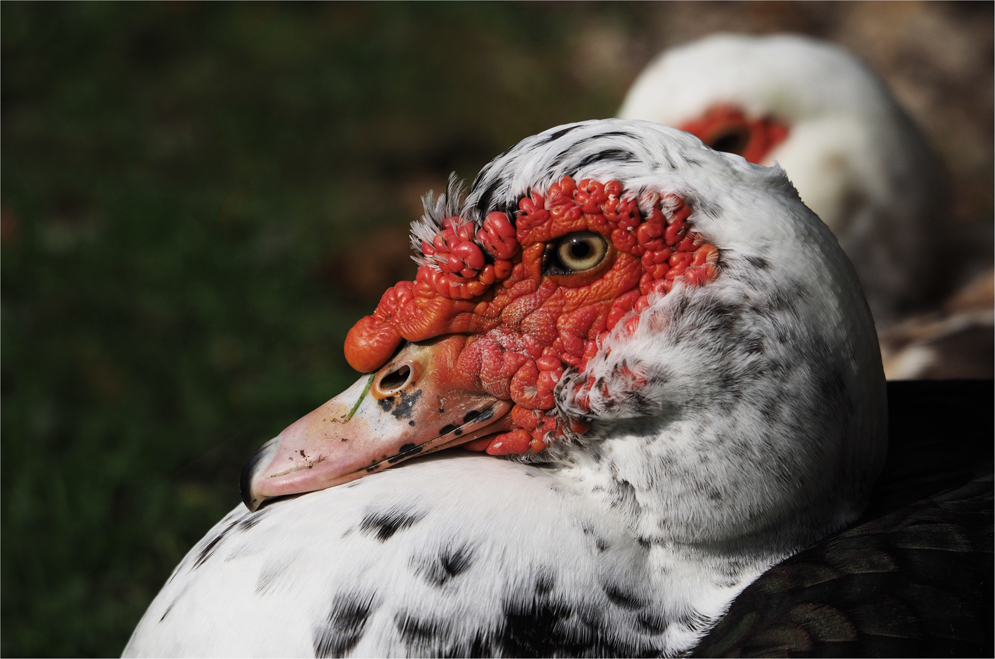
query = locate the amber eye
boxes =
[549,231,608,274]
[707,126,751,156]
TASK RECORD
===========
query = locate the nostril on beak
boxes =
[375,364,413,396]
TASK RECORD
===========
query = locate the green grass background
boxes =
[2,3,990,656]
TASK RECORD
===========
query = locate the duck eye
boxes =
[707,126,751,156]
[554,232,608,272]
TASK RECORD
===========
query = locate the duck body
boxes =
[127,455,761,657]
[124,120,888,657]
[127,383,991,657]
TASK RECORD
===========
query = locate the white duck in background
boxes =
[619,33,949,330]
[124,120,888,657]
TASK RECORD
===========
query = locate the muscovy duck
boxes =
[124,119,891,656]
[618,34,949,329]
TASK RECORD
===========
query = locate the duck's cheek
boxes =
[456,258,652,456]
[559,253,643,309]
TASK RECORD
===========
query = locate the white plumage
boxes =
[124,120,887,657]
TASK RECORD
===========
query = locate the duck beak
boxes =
[240,335,512,511]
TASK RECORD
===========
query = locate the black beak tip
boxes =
[240,438,279,512]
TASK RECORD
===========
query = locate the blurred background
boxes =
[2,2,991,656]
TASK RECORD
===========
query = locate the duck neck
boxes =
[554,414,801,575]
[548,420,790,653]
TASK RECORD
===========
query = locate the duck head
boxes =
[241,119,887,552]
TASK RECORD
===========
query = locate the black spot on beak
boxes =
[391,390,423,419]
[387,443,424,464]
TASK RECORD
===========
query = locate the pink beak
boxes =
[240,336,512,511]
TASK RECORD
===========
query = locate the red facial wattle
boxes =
[678,105,789,164]
[344,176,719,455]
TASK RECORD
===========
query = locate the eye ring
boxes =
[551,231,608,273]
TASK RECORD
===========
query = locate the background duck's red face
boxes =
[678,105,789,163]
[243,176,718,509]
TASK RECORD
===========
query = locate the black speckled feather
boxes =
[693,380,994,658]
